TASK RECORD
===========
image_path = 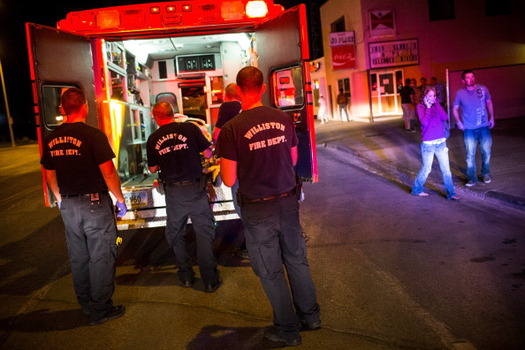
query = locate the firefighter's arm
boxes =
[219,157,237,187]
[99,160,125,203]
[212,127,221,144]
[44,168,62,204]
[291,146,298,166]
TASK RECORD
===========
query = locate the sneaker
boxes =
[483,174,492,183]
[264,326,302,346]
[465,180,476,187]
[89,305,125,326]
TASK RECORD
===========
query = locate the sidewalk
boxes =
[315,116,525,211]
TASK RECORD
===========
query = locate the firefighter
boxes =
[40,87,127,326]
[217,67,321,347]
[146,101,221,292]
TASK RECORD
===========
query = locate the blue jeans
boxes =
[412,140,456,199]
[60,192,117,320]
[165,183,219,285]
[463,126,492,183]
[240,195,320,334]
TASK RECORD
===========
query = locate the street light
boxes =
[0,58,16,147]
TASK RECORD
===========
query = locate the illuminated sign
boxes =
[368,39,419,69]
[369,10,395,37]
[329,32,356,70]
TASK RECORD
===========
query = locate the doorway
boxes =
[370,70,403,116]
[180,84,207,122]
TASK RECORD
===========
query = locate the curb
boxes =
[322,142,525,211]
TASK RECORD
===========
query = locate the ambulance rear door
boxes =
[254,4,318,182]
[26,23,96,206]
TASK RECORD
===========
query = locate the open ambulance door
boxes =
[26,23,96,206]
[254,4,318,182]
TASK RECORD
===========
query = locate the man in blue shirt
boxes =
[453,70,495,187]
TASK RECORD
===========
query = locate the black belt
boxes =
[243,190,294,203]
[165,179,199,187]
[62,191,108,198]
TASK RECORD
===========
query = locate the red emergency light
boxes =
[57,0,283,34]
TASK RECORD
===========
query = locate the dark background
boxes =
[0,0,324,143]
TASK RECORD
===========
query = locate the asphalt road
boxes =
[0,142,524,349]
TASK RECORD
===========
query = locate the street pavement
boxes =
[315,115,525,212]
[0,116,524,350]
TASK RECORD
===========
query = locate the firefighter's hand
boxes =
[115,201,127,217]
[56,201,61,209]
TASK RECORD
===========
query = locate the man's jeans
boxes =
[412,140,456,199]
[464,126,492,183]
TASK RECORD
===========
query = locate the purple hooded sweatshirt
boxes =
[416,102,448,142]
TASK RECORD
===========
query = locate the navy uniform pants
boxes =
[165,183,219,285]
[240,195,320,334]
[59,192,117,322]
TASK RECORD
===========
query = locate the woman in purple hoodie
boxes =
[411,85,459,200]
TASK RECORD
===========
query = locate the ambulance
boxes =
[26,0,317,230]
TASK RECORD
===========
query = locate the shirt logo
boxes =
[48,136,82,157]
[244,122,285,139]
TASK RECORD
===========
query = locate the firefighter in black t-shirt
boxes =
[40,88,127,326]
[217,67,321,347]
[146,102,221,293]
[211,83,249,259]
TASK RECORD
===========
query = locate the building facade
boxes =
[312,0,524,122]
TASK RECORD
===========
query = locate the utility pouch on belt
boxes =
[236,190,244,207]
[90,192,100,205]
[154,177,165,195]
[200,175,207,190]
[295,176,303,201]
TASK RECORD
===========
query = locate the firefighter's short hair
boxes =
[152,101,174,120]
[224,83,240,100]
[61,88,86,115]
[236,66,263,94]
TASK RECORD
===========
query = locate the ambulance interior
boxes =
[106,32,253,186]
[120,33,252,119]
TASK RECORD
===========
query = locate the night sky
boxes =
[0,0,312,142]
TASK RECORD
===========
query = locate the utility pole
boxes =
[0,58,16,147]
